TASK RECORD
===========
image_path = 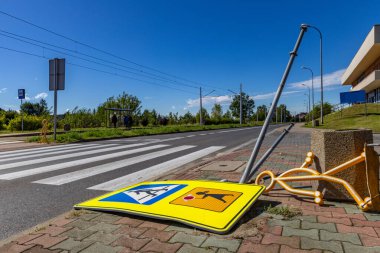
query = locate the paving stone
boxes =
[177,244,216,253]
[50,237,93,253]
[91,213,121,223]
[169,232,207,246]
[22,245,61,253]
[87,222,121,233]
[13,233,43,244]
[217,248,233,253]
[61,227,96,240]
[344,206,362,214]
[280,245,322,253]
[64,219,96,230]
[297,215,317,223]
[83,231,121,245]
[365,213,380,221]
[360,234,380,247]
[114,217,145,227]
[165,225,196,233]
[112,235,151,251]
[33,225,72,236]
[301,221,336,232]
[320,230,361,245]
[237,241,280,253]
[51,216,76,227]
[268,218,300,229]
[317,216,352,226]
[261,233,300,248]
[79,242,123,253]
[0,241,34,253]
[25,234,68,248]
[202,236,241,252]
[260,225,282,235]
[139,220,169,231]
[301,237,343,253]
[352,218,380,228]
[140,239,182,253]
[113,225,148,237]
[302,209,332,217]
[342,242,380,253]
[336,224,377,237]
[76,212,101,221]
[282,227,319,240]
[140,228,175,242]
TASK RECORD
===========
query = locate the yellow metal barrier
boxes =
[254,150,373,211]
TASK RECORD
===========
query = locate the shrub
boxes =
[7,115,44,131]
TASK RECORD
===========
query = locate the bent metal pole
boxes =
[240,25,308,183]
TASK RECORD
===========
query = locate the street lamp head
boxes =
[300,24,309,30]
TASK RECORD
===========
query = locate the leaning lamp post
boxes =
[302,24,323,124]
[301,66,315,122]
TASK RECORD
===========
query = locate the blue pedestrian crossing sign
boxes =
[75,180,265,234]
[18,89,25,99]
[100,184,187,205]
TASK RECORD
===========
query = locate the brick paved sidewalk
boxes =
[1,124,380,253]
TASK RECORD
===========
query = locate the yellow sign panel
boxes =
[75,180,265,234]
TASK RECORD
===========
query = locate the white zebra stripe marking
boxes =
[0,144,168,180]
[0,143,113,162]
[34,145,195,185]
[0,142,152,171]
[88,146,225,191]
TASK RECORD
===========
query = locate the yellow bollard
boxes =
[254,148,374,211]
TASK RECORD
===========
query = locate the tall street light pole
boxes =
[304,93,310,123]
[302,83,311,125]
[301,66,314,121]
[240,83,243,125]
[303,24,323,124]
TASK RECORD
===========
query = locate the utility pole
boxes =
[276,107,278,124]
[199,87,203,125]
[240,83,243,125]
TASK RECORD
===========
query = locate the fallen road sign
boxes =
[75,180,265,234]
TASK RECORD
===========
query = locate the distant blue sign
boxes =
[18,89,25,99]
[340,91,366,104]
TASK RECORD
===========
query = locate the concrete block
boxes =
[311,129,379,207]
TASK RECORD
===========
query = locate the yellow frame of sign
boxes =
[75,180,265,234]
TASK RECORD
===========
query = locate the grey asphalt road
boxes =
[0,125,284,240]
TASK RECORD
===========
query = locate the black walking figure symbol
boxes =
[130,186,171,201]
[196,191,234,203]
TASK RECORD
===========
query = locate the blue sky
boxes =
[0,0,378,115]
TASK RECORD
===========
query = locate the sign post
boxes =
[18,89,25,131]
[49,58,65,141]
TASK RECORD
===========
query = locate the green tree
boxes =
[21,99,50,116]
[211,104,223,122]
[310,102,333,120]
[276,104,291,122]
[229,92,255,123]
[196,108,210,124]
[97,92,141,126]
[256,105,267,121]
[180,111,196,124]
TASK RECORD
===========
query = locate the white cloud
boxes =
[24,95,31,101]
[0,88,7,94]
[171,105,176,110]
[34,92,48,100]
[289,68,346,90]
[185,95,232,109]
[252,90,301,100]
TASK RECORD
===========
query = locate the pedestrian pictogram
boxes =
[100,184,186,205]
[170,187,242,212]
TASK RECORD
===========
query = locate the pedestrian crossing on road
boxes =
[0,141,225,191]
[0,140,24,145]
